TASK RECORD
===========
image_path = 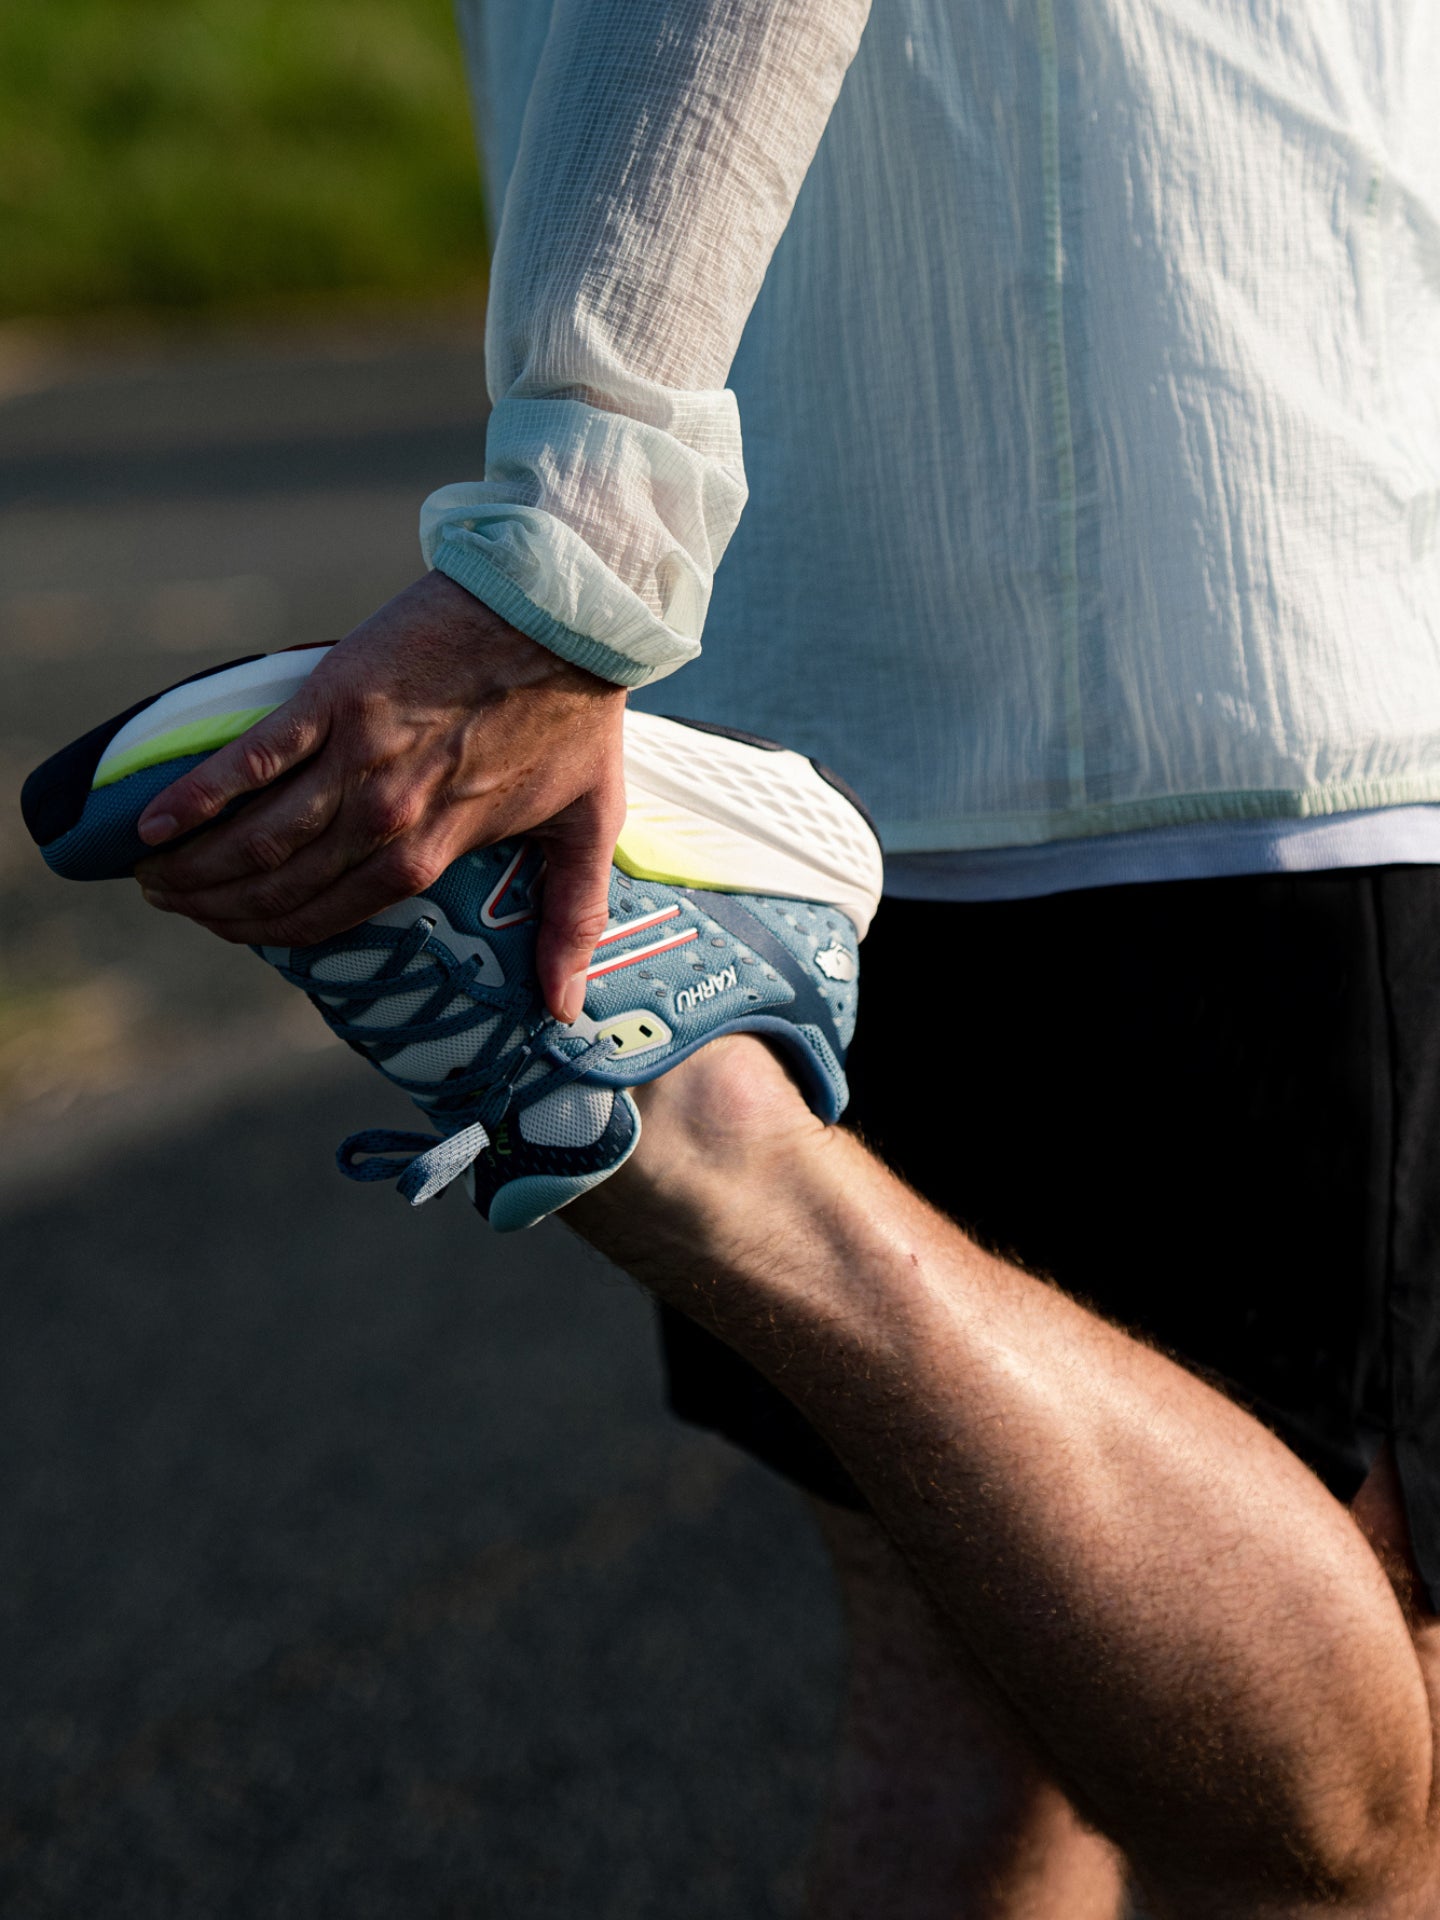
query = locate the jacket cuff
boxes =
[428,537,667,688]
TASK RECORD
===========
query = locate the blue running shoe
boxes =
[22,648,883,1230]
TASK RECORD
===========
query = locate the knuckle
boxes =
[276,700,321,751]
[245,875,298,920]
[292,798,330,839]
[239,740,288,788]
[362,791,420,844]
[239,825,290,873]
[563,902,615,947]
[383,845,440,897]
[178,777,223,821]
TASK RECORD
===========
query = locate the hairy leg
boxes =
[569,1036,1440,1919]
[804,1452,1439,1920]
[806,1497,1127,1920]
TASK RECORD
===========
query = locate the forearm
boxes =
[427,0,872,685]
[485,0,871,398]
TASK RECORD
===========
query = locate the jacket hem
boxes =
[878,776,1440,853]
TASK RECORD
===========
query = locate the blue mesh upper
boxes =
[38,756,212,879]
[261,845,859,1163]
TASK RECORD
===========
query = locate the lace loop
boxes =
[336,1128,442,1183]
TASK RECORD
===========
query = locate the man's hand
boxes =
[133,571,629,1024]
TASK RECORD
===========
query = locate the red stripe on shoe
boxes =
[593,904,682,947]
[585,927,698,979]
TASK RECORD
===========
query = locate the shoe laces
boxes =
[266,914,617,1205]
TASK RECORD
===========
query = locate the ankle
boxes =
[631,1032,827,1171]
[564,1033,831,1274]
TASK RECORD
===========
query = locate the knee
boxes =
[1149,1772,1439,1918]
[1316,1801,1440,1915]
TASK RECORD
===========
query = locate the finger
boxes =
[140,764,431,922]
[136,691,328,847]
[176,833,452,950]
[134,760,341,894]
[534,787,627,1024]
[137,804,357,925]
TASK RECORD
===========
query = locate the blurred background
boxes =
[0,5,839,1912]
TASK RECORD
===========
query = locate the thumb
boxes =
[533,787,625,1024]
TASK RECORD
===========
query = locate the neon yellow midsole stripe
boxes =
[92,706,281,789]
[612,828,748,896]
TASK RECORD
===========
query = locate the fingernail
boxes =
[138,812,177,846]
[140,887,172,909]
[560,971,589,1025]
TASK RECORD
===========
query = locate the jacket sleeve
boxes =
[422,0,871,687]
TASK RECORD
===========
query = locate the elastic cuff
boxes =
[430,539,662,690]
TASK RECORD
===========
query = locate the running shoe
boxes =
[22,646,883,1230]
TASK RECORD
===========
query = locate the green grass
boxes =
[0,0,488,320]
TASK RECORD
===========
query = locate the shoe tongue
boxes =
[367,897,508,987]
[516,1076,613,1148]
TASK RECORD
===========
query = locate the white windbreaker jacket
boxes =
[426,0,1440,854]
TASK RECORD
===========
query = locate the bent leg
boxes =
[569,1037,1440,1918]
[807,1448,1440,1920]
[807,1453,1440,1920]
[807,1497,1127,1920]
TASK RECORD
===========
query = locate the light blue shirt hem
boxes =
[885,808,1440,903]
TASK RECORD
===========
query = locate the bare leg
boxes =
[806,1498,1127,1920]
[569,1037,1440,1918]
[803,1430,1438,1920]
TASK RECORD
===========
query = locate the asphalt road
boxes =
[0,313,840,1918]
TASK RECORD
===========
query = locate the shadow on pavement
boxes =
[0,317,840,1917]
[0,1068,839,1918]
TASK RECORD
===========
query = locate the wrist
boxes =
[428,543,660,691]
[413,568,624,704]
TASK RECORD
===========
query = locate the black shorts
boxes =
[658,868,1440,1607]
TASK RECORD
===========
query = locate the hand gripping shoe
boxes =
[22,646,884,1231]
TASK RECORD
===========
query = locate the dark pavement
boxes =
[0,315,840,1917]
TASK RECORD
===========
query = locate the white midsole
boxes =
[619,709,883,935]
[94,647,338,787]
